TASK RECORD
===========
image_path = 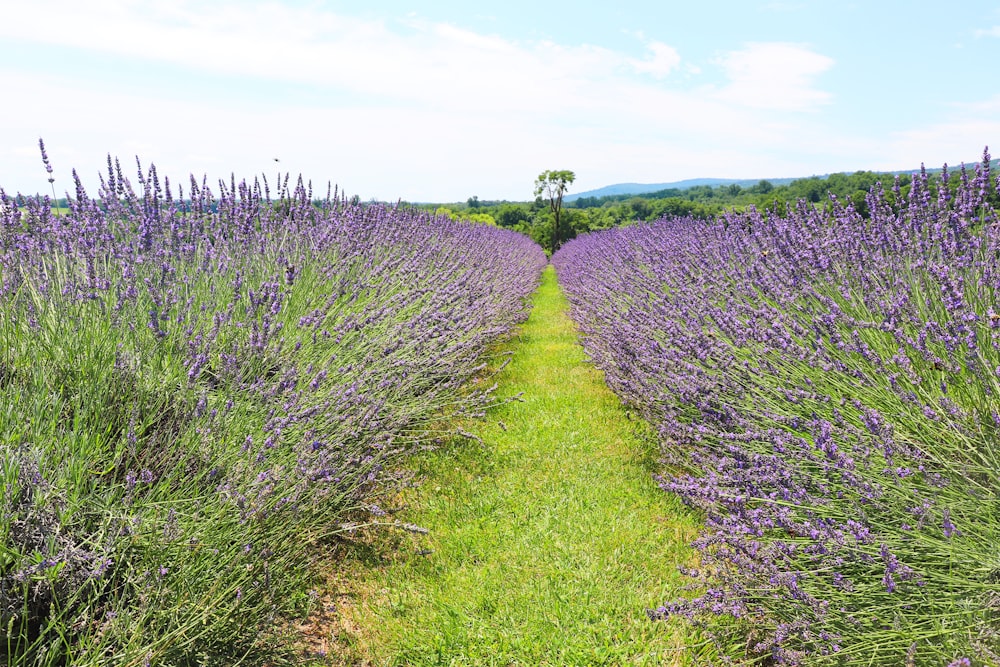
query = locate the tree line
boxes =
[419,157,1000,253]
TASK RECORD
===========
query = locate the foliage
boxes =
[415,166,992,253]
[553,150,1000,665]
[434,206,496,225]
[0,156,545,665]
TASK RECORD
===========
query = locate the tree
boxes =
[495,203,531,228]
[534,169,575,253]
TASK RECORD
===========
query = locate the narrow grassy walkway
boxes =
[325,266,700,666]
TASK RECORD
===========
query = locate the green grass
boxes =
[15,206,69,215]
[323,266,704,666]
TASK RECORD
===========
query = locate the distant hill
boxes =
[565,177,798,202]
[565,157,1000,203]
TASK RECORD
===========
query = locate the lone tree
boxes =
[534,169,575,253]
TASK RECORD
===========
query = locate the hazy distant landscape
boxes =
[417,155,1000,253]
[564,156,991,201]
[565,176,798,200]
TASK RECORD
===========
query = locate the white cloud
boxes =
[975,26,1000,37]
[1,0,834,127]
[630,41,682,77]
[713,43,835,111]
[1,0,682,116]
[0,0,917,201]
[879,96,1000,171]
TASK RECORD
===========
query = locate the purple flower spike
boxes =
[552,148,1000,662]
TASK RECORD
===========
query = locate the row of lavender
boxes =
[0,155,546,665]
[553,153,1000,665]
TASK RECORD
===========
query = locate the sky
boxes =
[2,0,1000,202]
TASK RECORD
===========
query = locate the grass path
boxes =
[322,266,701,666]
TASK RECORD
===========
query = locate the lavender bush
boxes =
[0,150,545,665]
[553,151,1000,665]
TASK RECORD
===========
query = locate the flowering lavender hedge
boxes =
[0,154,545,664]
[553,152,1000,665]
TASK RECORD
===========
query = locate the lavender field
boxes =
[0,153,545,664]
[7,144,1000,666]
[553,153,1000,665]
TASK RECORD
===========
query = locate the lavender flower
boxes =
[1,150,546,661]
[553,149,1000,663]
